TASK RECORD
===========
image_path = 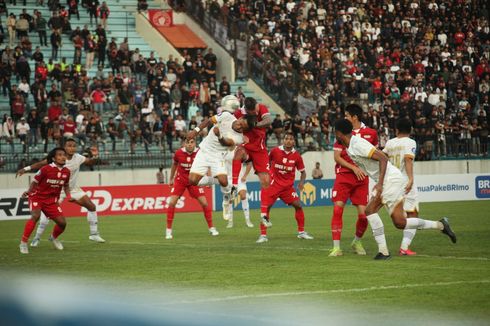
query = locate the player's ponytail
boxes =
[47,147,66,164]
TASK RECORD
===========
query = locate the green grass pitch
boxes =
[1,201,490,324]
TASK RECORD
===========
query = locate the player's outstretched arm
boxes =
[333,150,366,180]
[298,170,306,191]
[16,159,48,177]
[256,113,272,129]
[22,180,39,198]
[187,117,211,140]
[404,156,414,194]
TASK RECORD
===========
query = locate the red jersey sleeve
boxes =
[370,129,379,147]
[296,153,305,172]
[333,141,344,151]
[33,167,45,183]
[258,104,270,118]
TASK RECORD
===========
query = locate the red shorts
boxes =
[332,173,369,206]
[262,182,299,207]
[245,148,270,174]
[29,197,64,219]
[171,181,206,199]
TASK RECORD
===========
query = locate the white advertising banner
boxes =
[415,173,490,202]
[0,188,29,221]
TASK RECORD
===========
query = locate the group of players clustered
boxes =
[16,96,457,259]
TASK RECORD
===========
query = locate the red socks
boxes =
[355,213,368,238]
[22,219,37,242]
[331,205,344,241]
[232,159,242,185]
[51,223,65,239]
[166,206,175,229]
[260,223,267,235]
[203,205,213,228]
[295,208,305,232]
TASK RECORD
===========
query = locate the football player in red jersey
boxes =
[231,97,272,199]
[19,148,71,254]
[165,138,218,239]
[256,132,314,243]
[330,104,379,257]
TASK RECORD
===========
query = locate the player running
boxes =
[335,119,457,260]
[166,138,218,239]
[330,104,378,257]
[222,150,253,229]
[16,138,105,246]
[19,148,71,254]
[383,118,420,256]
[256,132,314,243]
[231,97,272,224]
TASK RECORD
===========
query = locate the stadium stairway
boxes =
[0,0,280,159]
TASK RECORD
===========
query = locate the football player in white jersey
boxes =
[16,139,105,245]
[222,150,254,228]
[335,119,456,260]
[383,118,419,255]
[186,112,256,190]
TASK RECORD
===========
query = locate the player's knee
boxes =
[86,202,96,212]
[393,218,406,229]
[188,175,199,186]
[218,176,228,187]
[57,220,67,229]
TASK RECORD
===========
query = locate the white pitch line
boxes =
[159,280,490,306]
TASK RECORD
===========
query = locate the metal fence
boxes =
[0,152,172,173]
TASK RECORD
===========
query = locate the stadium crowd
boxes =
[0,0,489,166]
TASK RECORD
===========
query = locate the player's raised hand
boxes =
[352,166,366,180]
[16,168,26,178]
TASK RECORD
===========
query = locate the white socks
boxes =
[367,213,389,255]
[333,240,340,249]
[401,228,417,250]
[241,198,250,220]
[87,211,99,235]
[33,213,50,239]
[406,218,441,230]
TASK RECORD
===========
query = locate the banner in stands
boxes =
[148,9,173,27]
[213,179,335,211]
[0,185,212,221]
[297,94,317,119]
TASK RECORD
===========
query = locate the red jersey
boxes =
[173,147,198,183]
[234,103,270,151]
[269,146,305,188]
[31,163,71,201]
[334,123,378,174]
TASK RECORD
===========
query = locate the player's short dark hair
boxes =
[244,97,257,111]
[284,131,295,138]
[335,119,353,135]
[47,147,66,163]
[245,114,257,129]
[64,137,77,144]
[345,104,363,120]
[396,118,412,134]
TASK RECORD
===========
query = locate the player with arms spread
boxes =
[256,132,314,243]
[165,138,217,239]
[330,104,378,257]
[335,119,456,260]
[383,118,420,255]
[17,138,105,246]
[231,97,273,225]
[19,148,71,254]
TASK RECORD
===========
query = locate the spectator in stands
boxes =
[311,162,324,180]
[39,115,50,154]
[11,93,25,121]
[68,0,80,20]
[6,14,15,46]
[137,0,148,13]
[84,33,96,70]
[97,1,110,29]
[49,29,61,60]
[86,0,99,26]
[47,11,62,34]
[90,85,106,114]
[34,12,48,47]
[27,109,40,150]
[2,115,15,153]
[16,117,29,153]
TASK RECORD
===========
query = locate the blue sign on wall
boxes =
[475,176,490,199]
[214,179,335,211]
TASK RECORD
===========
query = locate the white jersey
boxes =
[198,112,244,154]
[347,135,402,183]
[382,136,416,179]
[64,153,86,189]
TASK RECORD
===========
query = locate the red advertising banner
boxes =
[60,184,212,217]
[148,9,173,27]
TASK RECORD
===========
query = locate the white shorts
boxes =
[404,183,419,213]
[377,176,406,215]
[190,150,228,177]
[59,186,87,203]
[224,150,247,193]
